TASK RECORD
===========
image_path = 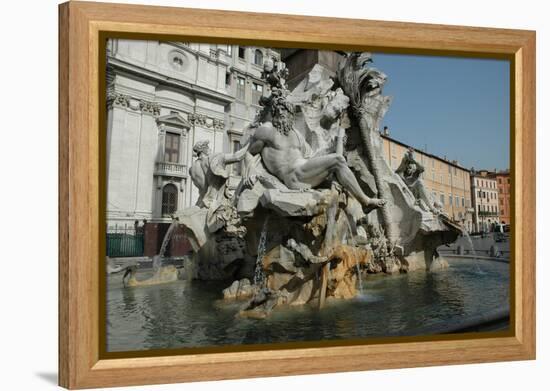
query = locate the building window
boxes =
[462,197,465,207]
[225,72,231,87]
[254,49,264,66]
[232,140,242,176]
[236,76,246,100]
[455,196,459,207]
[238,46,246,60]
[164,132,180,163]
[169,51,187,70]
[440,194,445,205]
[252,82,263,103]
[449,195,453,205]
[161,184,178,216]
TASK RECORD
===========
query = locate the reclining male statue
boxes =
[242,89,386,211]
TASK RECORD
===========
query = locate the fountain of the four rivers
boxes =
[106,53,510,351]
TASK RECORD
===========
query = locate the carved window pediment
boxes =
[156,114,191,132]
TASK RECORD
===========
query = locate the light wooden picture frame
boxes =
[59,1,536,389]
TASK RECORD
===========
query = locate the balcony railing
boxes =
[155,161,187,178]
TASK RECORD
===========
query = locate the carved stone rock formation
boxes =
[222,278,255,300]
[122,265,179,287]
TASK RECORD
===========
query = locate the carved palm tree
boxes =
[337,52,396,242]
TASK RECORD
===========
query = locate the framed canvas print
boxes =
[58,1,536,389]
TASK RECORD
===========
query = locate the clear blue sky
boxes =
[373,53,510,171]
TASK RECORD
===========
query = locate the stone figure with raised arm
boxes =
[261,57,290,91]
[189,140,247,208]
[188,139,249,238]
[395,147,439,213]
[244,89,386,211]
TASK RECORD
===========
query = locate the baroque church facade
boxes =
[106,39,279,228]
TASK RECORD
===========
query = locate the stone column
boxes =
[178,129,188,206]
[178,181,186,212]
[179,130,187,165]
[186,114,196,207]
[155,175,163,218]
[157,123,166,162]
[135,100,160,219]
[106,93,135,222]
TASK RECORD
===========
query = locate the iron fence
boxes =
[106,224,144,257]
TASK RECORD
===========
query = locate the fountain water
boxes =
[156,219,179,267]
[253,217,270,287]
[122,219,180,288]
[462,228,485,275]
[462,229,476,257]
[355,252,364,294]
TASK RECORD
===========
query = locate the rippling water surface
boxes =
[106,259,509,352]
